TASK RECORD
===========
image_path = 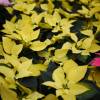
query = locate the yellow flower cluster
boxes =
[0,0,100,100]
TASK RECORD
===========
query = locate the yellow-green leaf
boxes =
[23,91,44,100]
[63,60,78,74]
[69,83,89,95]
[3,37,23,55]
[70,33,78,42]
[67,66,87,84]
[0,82,18,100]
[30,39,51,51]
[52,67,65,89]
[42,94,57,100]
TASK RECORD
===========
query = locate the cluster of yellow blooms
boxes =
[0,0,100,100]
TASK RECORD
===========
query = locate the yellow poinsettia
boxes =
[71,35,100,55]
[43,60,89,100]
[2,15,41,44]
[15,14,40,43]
[78,0,100,18]
[4,54,47,79]
[13,2,36,14]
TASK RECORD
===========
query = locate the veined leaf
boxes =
[28,64,47,76]
[52,67,65,89]
[72,44,81,54]
[81,30,93,37]
[48,0,54,13]
[3,37,23,55]
[2,21,16,34]
[13,3,36,14]
[30,39,51,51]
[69,83,89,95]
[56,89,76,100]
[78,6,91,18]
[44,11,61,26]
[60,19,75,34]
[42,81,56,89]
[67,65,87,84]
[63,59,78,74]
[4,54,20,70]
[70,33,78,42]
[62,42,72,50]
[62,94,76,100]
[41,0,54,13]
[81,38,93,49]
[89,43,100,53]
[53,49,68,62]
[62,0,73,11]
[31,12,44,24]
[17,27,40,43]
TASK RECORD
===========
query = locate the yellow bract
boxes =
[44,11,61,26]
[0,66,15,87]
[31,12,45,24]
[41,0,54,13]
[60,19,75,34]
[42,94,57,100]
[43,60,89,100]
[2,21,16,34]
[22,91,44,100]
[0,0,100,99]
[13,2,36,14]
[30,39,52,51]
[2,37,23,55]
[81,30,93,37]
[4,54,47,79]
